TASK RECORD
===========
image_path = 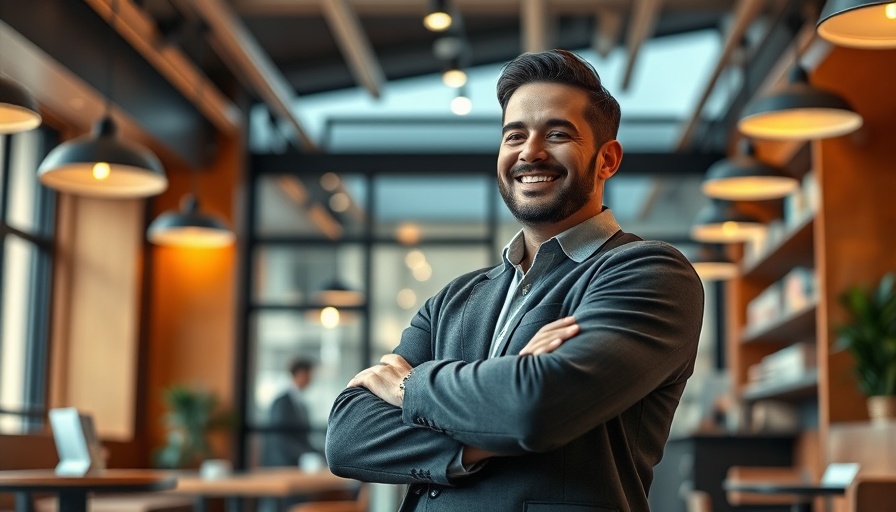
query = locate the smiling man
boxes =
[325,49,704,511]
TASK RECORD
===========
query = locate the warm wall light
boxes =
[701,142,799,200]
[738,65,863,140]
[817,0,896,48]
[691,199,766,243]
[147,194,234,248]
[423,0,452,31]
[38,116,168,197]
[690,244,739,281]
[0,75,41,134]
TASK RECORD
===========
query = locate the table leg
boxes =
[56,490,87,512]
[14,492,33,512]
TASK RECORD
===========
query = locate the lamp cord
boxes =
[104,0,120,116]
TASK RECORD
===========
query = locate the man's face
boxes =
[293,370,311,389]
[497,82,604,226]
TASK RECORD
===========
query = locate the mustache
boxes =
[510,162,567,177]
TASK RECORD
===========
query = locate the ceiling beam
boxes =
[621,0,663,90]
[84,0,241,135]
[187,0,318,151]
[321,0,386,99]
[593,8,624,59]
[675,0,766,151]
[521,0,550,53]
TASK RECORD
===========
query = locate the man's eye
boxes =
[547,132,569,139]
[505,133,524,142]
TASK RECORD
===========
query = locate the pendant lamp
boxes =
[737,65,863,140]
[423,0,452,32]
[38,116,167,197]
[691,199,766,243]
[817,0,896,49]
[0,75,41,134]
[314,278,364,307]
[147,193,234,248]
[36,0,167,198]
[701,142,798,201]
[690,244,739,281]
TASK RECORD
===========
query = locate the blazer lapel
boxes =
[461,267,512,361]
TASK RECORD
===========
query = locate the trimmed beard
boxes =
[499,153,598,225]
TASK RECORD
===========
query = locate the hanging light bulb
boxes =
[737,65,862,140]
[691,199,766,243]
[314,278,364,307]
[701,142,799,200]
[423,0,452,31]
[320,307,341,329]
[690,244,739,281]
[450,87,472,116]
[442,58,467,88]
[817,0,896,49]
[147,193,234,248]
[38,116,167,197]
[0,75,41,134]
[36,0,167,197]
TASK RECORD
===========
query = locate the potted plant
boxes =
[154,385,234,469]
[835,272,896,422]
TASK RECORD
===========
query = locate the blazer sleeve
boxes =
[400,241,704,455]
[325,295,465,486]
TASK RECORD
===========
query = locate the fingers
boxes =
[519,316,579,356]
[347,356,412,407]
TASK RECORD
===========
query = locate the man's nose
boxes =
[519,139,547,162]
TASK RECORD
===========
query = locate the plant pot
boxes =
[867,396,896,422]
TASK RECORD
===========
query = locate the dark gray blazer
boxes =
[326,232,704,511]
[262,391,318,467]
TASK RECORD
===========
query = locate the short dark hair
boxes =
[496,49,621,145]
[289,358,315,376]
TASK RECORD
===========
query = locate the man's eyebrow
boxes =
[501,119,579,134]
[502,121,525,134]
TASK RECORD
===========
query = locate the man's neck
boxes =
[519,208,600,272]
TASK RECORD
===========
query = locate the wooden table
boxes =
[0,469,177,512]
[169,468,357,512]
[722,479,847,512]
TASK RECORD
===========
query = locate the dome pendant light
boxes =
[690,244,739,281]
[36,0,167,198]
[147,193,234,248]
[691,199,766,243]
[38,116,167,197]
[738,65,863,140]
[423,0,452,32]
[0,75,41,134]
[817,0,896,49]
[701,141,799,200]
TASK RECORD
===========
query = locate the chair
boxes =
[289,483,369,512]
[846,475,896,512]
[725,465,809,507]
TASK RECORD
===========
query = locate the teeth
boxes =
[520,175,555,183]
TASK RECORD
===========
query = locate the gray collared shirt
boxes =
[490,208,622,358]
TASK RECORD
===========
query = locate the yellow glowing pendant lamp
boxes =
[817,0,896,48]
[147,193,234,248]
[737,65,863,140]
[691,199,766,243]
[690,244,739,281]
[37,115,167,198]
[0,75,41,134]
[701,142,799,201]
[423,0,452,32]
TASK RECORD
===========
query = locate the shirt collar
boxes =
[496,208,621,273]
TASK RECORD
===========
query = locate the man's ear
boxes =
[596,140,623,180]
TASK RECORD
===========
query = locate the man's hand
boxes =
[518,316,579,355]
[347,353,413,407]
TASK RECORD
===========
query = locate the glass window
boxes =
[371,245,492,359]
[253,244,364,306]
[373,176,491,241]
[0,129,56,434]
[255,173,368,238]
